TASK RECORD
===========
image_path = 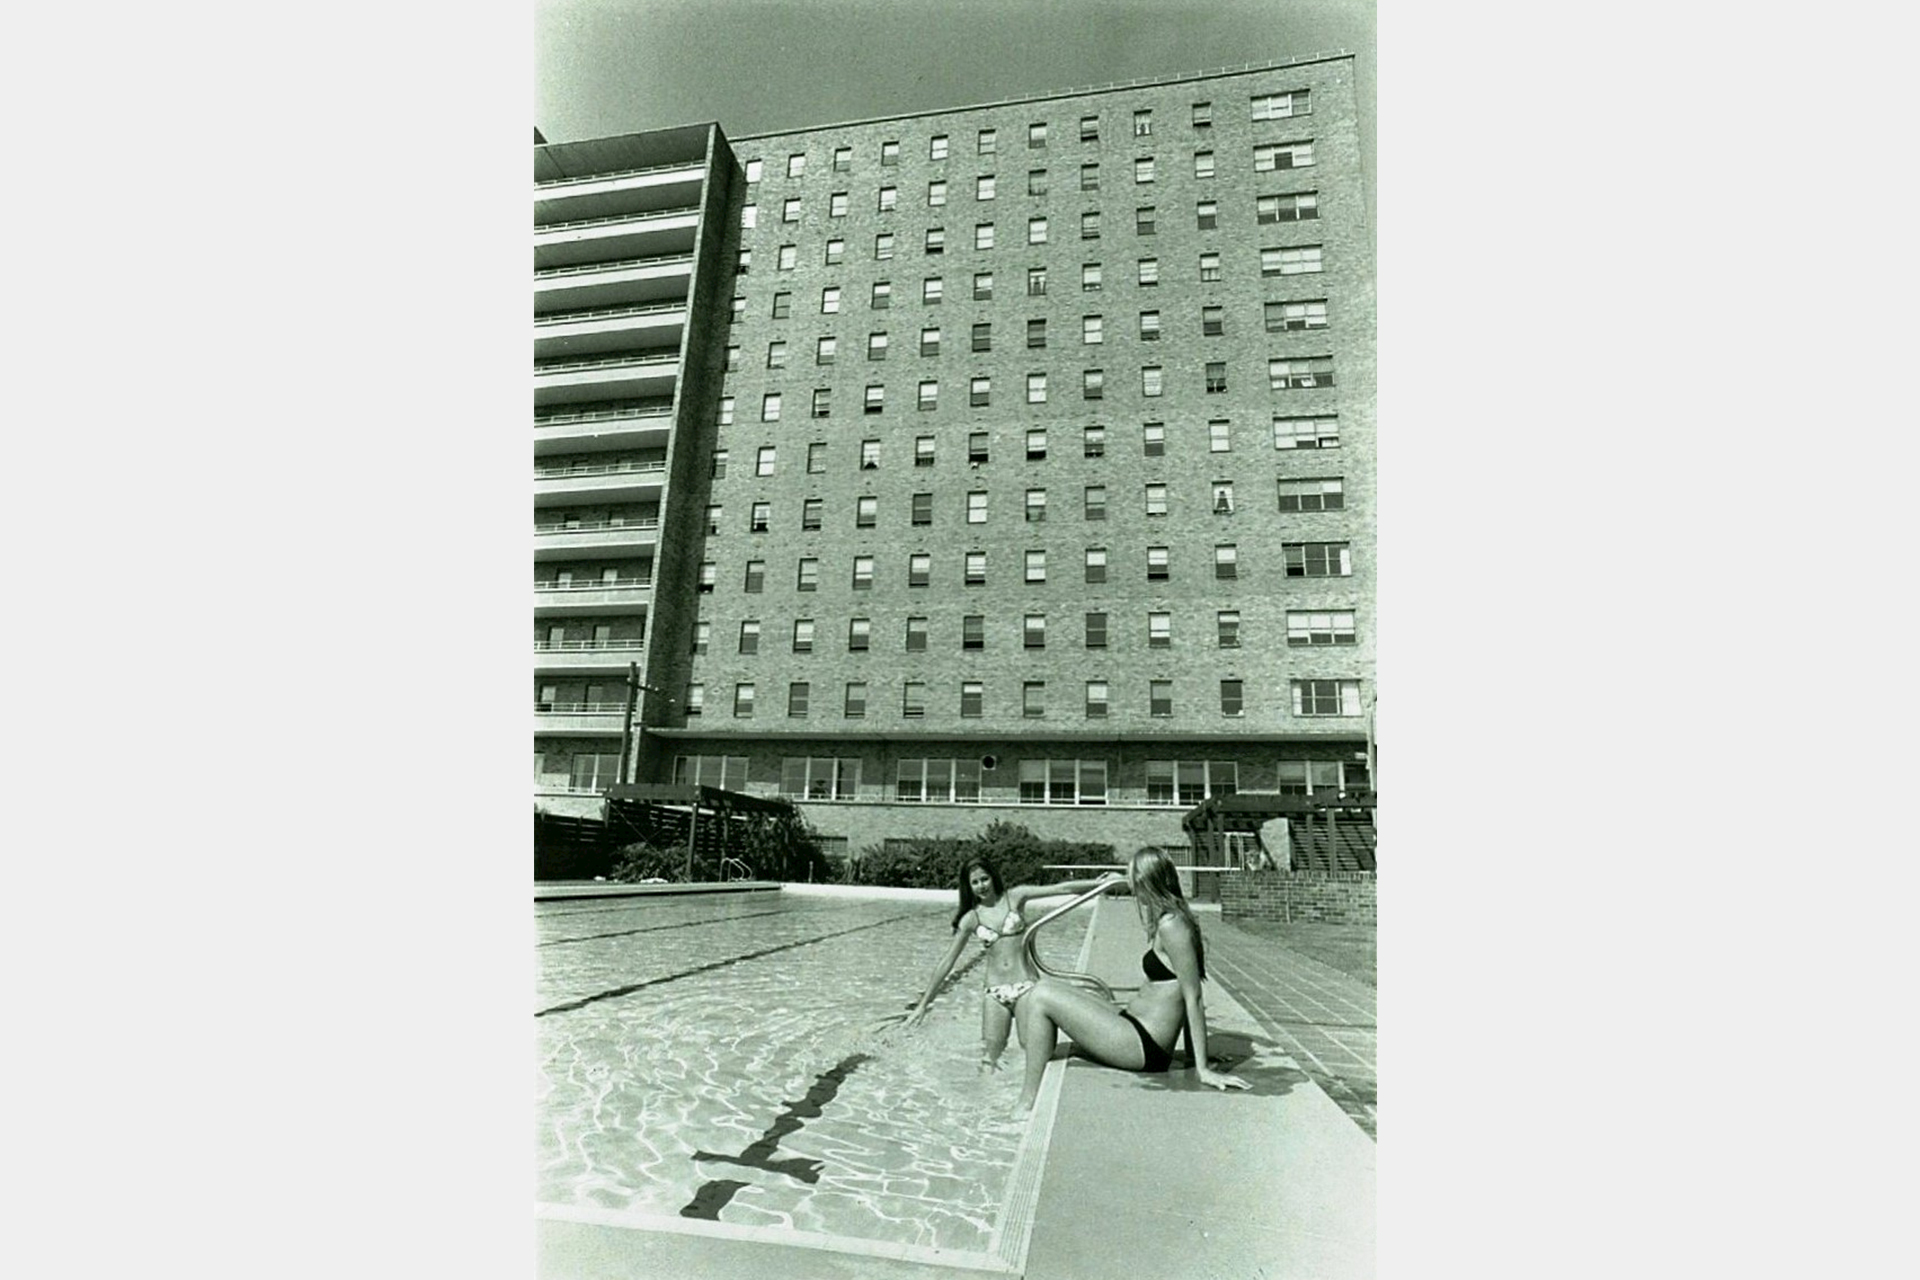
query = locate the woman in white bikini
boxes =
[904,858,1119,1070]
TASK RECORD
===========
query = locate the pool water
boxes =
[535,892,1092,1256]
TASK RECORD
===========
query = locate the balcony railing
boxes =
[537,204,701,234]
[535,301,687,327]
[535,517,660,535]
[535,252,693,279]
[534,639,646,653]
[535,578,654,593]
[536,158,704,190]
[535,352,678,375]
[534,701,628,714]
[534,459,666,481]
[535,401,674,426]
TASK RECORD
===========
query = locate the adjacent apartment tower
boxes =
[535,55,1374,858]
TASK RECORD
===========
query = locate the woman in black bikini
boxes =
[904,858,1120,1070]
[1012,848,1251,1113]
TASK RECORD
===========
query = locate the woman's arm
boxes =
[1159,914,1250,1093]
[1007,872,1124,914]
[905,918,974,1024]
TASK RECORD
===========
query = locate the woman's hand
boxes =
[1196,1065,1251,1092]
[902,1005,929,1028]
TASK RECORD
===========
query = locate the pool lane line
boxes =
[538,907,792,948]
[682,1052,872,1217]
[534,912,927,1017]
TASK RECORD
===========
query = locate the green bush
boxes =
[609,841,696,883]
[848,822,1115,892]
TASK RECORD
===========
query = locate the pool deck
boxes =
[535,884,1376,1278]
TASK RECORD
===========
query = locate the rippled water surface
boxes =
[535,893,1090,1253]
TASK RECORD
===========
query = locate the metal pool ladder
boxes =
[1021,879,1122,1003]
[719,855,752,882]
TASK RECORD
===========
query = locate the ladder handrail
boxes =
[1021,877,1123,1003]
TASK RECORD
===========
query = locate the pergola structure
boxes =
[1180,792,1378,875]
[605,784,801,880]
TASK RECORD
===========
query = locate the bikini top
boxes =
[1142,948,1178,983]
[973,904,1026,945]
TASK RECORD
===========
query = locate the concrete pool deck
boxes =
[535,883,1376,1278]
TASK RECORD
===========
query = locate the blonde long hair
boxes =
[1129,848,1205,979]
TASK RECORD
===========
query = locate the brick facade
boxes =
[1220,868,1377,926]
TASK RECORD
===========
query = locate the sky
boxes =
[536,0,1373,184]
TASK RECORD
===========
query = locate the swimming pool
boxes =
[535,889,1092,1266]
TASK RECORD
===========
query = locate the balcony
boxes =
[534,402,674,456]
[534,207,699,271]
[534,351,680,408]
[533,701,629,736]
[534,159,705,226]
[534,457,666,505]
[534,576,654,617]
[534,252,694,313]
[534,640,646,675]
[534,300,688,360]
[533,515,660,560]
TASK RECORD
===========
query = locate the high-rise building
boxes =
[535,54,1374,859]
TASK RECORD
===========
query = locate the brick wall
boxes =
[1220,868,1375,925]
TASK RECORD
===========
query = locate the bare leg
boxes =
[1012,979,1148,1113]
[980,996,1013,1070]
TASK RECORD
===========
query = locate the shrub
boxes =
[609,841,694,883]
[848,823,1115,892]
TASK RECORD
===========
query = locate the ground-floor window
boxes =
[673,755,748,790]
[568,752,621,792]
[1145,760,1239,806]
[1018,758,1108,805]
[780,756,861,800]
[895,758,983,802]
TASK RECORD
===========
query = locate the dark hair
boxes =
[1130,848,1204,979]
[951,857,1005,931]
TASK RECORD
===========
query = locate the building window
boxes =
[806,442,827,473]
[1288,610,1358,646]
[771,291,792,319]
[878,186,898,212]
[1277,477,1345,511]
[1142,423,1165,456]
[737,249,751,275]
[718,397,735,425]
[1023,681,1046,718]
[731,293,747,321]
[1200,252,1222,282]
[797,557,819,590]
[1146,545,1169,581]
[968,432,990,464]
[692,620,710,654]
[963,614,985,649]
[915,435,936,466]
[1134,157,1155,184]
[762,392,782,422]
[1029,217,1048,245]
[812,387,832,418]
[860,438,880,469]
[1084,425,1106,457]
[1149,681,1173,717]
[749,501,771,533]
[865,384,886,413]
[1192,101,1213,128]
[1145,483,1168,517]
[1029,169,1048,195]
[726,344,741,370]
[1025,488,1047,522]
[977,174,996,201]
[1025,550,1046,582]
[961,681,984,717]
[875,232,895,260]
[1147,611,1171,648]
[1218,610,1241,648]
[1080,114,1100,142]
[905,615,929,652]
[1269,356,1336,390]
[782,196,801,223]
[848,617,871,651]
[923,277,943,304]
[1258,190,1319,223]
[1081,162,1100,191]
[855,495,878,528]
[785,152,806,178]
[1085,484,1107,520]
[852,556,875,589]
[1027,372,1048,403]
[1083,262,1103,291]
[743,560,766,592]
[911,491,933,524]
[697,561,716,593]
[881,140,900,165]
[1028,318,1047,349]
[918,380,939,410]
[1082,210,1101,239]
[1283,541,1352,577]
[1274,414,1340,450]
[1139,310,1161,341]
[789,682,810,717]
[755,445,777,476]
[1262,245,1325,276]
[1085,681,1109,719]
[1193,150,1217,180]
[1142,366,1164,397]
[1085,611,1108,648]
[895,758,985,803]
[738,619,761,654]
[1196,200,1217,230]
[1214,543,1238,579]
[1026,428,1047,459]
[1136,258,1159,288]
[1205,361,1226,392]
[1293,679,1361,717]
[974,273,994,301]
[833,145,852,171]
[1024,613,1047,649]
[1085,546,1107,583]
[975,222,994,250]
[1219,680,1244,717]
[1254,140,1315,171]
[1266,299,1328,331]
[1209,419,1231,452]
[844,683,867,718]
[1135,206,1155,236]
[734,683,756,717]
[970,375,991,407]
[1027,266,1047,296]
[744,158,762,183]
[766,341,789,370]
[920,326,941,356]
[821,287,841,313]
[1146,760,1238,806]
[1018,758,1108,805]
[967,490,987,523]
[801,498,823,531]
[898,680,928,719]
[1028,121,1048,148]
[830,192,849,217]
[1133,109,1152,136]
[1212,481,1235,514]
[867,332,889,361]
[929,179,948,206]
[1252,89,1312,120]
[929,134,948,160]
[908,552,931,586]
[979,128,997,155]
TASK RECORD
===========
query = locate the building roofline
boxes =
[730,50,1354,143]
